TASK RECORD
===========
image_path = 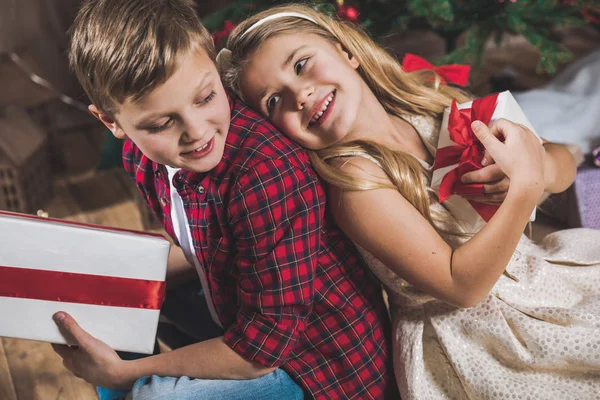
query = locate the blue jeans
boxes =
[97,281,303,400]
[126,369,302,400]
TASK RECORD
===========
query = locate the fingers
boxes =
[471,120,503,155]
[481,150,494,167]
[60,358,83,379]
[463,194,506,205]
[52,343,77,359]
[488,118,531,143]
[482,120,507,165]
[483,178,510,194]
[53,312,95,349]
[52,344,80,377]
[462,164,505,184]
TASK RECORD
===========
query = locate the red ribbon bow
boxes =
[402,53,471,87]
[432,93,500,222]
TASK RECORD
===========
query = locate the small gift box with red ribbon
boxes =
[431,91,541,234]
[0,211,169,354]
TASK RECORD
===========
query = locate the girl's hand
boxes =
[471,118,545,198]
[461,145,509,205]
[51,312,133,389]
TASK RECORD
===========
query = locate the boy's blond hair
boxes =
[69,0,215,118]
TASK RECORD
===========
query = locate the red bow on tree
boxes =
[402,53,471,87]
[433,93,500,222]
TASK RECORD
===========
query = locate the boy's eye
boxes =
[295,59,307,75]
[197,90,216,105]
[147,118,173,133]
[267,95,281,112]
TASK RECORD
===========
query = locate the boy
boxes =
[52,1,395,399]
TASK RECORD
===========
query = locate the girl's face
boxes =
[239,33,365,150]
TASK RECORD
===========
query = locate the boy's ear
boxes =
[88,104,127,139]
[336,43,359,70]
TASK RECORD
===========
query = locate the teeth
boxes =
[194,142,209,152]
[311,92,335,124]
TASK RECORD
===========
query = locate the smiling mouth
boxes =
[309,90,336,127]
[182,137,214,158]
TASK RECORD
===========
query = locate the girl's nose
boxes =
[294,86,314,111]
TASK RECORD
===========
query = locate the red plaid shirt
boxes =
[123,96,394,399]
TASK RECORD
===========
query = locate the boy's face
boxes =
[91,48,231,173]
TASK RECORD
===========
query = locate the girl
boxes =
[222,4,600,399]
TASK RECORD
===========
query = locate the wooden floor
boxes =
[1,26,598,400]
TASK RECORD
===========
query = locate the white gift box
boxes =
[0,211,169,354]
[432,91,540,234]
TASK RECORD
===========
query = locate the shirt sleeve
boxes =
[223,158,325,367]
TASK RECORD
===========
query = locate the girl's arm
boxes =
[329,119,547,308]
[541,141,577,194]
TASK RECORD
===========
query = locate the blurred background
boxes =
[0,1,598,399]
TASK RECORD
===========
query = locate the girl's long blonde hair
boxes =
[224,4,471,225]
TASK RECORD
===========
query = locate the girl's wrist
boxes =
[506,182,543,206]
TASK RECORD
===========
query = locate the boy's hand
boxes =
[51,312,132,389]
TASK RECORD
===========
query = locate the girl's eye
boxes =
[267,95,281,112]
[295,59,307,75]
[147,118,173,133]
[197,90,216,105]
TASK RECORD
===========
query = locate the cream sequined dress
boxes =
[339,114,600,399]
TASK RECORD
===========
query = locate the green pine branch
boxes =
[201,0,595,74]
[407,0,454,26]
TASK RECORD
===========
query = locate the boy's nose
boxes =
[183,123,209,142]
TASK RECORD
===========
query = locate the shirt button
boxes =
[160,197,168,207]
[198,186,206,194]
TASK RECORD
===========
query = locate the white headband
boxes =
[240,12,317,39]
[216,12,318,74]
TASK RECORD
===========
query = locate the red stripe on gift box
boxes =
[0,265,166,309]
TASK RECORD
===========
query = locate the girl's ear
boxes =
[335,43,360,69]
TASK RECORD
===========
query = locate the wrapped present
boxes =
[0,211,169,354]
[431,91,540,234]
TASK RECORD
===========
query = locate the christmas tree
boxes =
[98,0,599,170]
[205,0,599,74]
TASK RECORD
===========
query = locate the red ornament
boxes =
[212,20,238,47]
[561,0,600,24]
[337,4,360,22]
[582,7,600,24]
